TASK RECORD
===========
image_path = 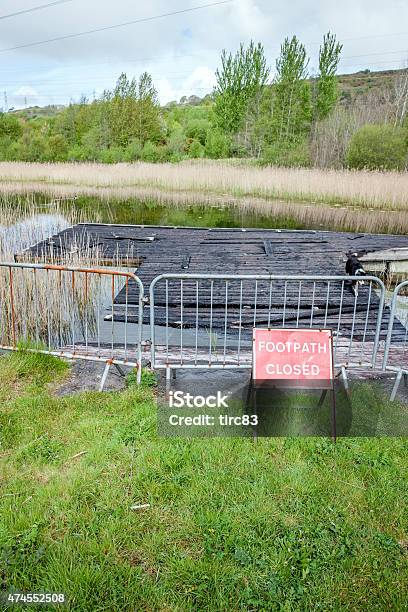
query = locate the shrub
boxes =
[0,136,16,160]
[156,145,171,162]
[140,141,171,163]
[67,144,95,161]
[98,147,125,163]
[346,124,408,171]
[230,141,248,158]
[81,125,108,153]
[47,134,68,162]
[140,141,161,162]
[0,113,23,140]
[168,152,184,163]
[188,138,204,158]
[185,118,210,145]
[204,129,230,159]
[124,139,143,161]
[262,140,311,167]
[167,131,187,158]
[16,132,49,162]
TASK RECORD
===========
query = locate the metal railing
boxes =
[0,262,144,389]
[5,265,408,397]
[382,280,408,400]
[149,274,386,382]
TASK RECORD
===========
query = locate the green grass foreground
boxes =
[0,352,407,611]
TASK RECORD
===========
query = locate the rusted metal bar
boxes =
[0,262,144,387]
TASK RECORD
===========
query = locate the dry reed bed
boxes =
[0,179,407,235]
[0,195,130,349]
[0,160,408,211]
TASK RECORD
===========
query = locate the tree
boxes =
[315,32,343,120]
[204,129,230,158]
[0,113,23,140]
[104,72,162,147]
[138,72,158,104]
[213,41,270,134]
[136,72,162,144]
[393,65,408,127]
[53,99,95,146]
[47,134,68,161]
[271,36,312,144]
[185,118,210,144]
[107,73,139,147]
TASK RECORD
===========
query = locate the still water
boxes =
[73,196,305,229]
[1,195,306,259]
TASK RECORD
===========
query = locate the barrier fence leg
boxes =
[114,363,126,377]
[100,360,113,392]
[253,386,258,441]
[317,389,328,408]
[165,366,171,391]
[390,369,403,402]
[331,384,337,442]
[341,367,349,395]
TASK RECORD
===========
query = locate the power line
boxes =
[1,47,405,81]
[2,71,405,100]
[0,69,401,89]
[8,71,408,103]
[0,0,73,21]
[342,49,408,60]
[0,35,406,76]
[7,71,405,99]
[3,59,405,88]
[339,58,408,69]
[306,31,408,46]
[338,31,408,43]
[0,0,233,54]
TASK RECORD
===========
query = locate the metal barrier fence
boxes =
[5,265,408,397]
[0,262,144,389]
[149,274,386,384]
[383,280,408,400]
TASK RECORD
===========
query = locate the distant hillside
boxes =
[168,68,406,108]
[8,68,407,117]
[11,104,65,119]
[336,69,403,105]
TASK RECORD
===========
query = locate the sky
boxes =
[1,0,408,110]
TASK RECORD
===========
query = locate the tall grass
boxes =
[0,193,88,263]
[0,194,132,351]
[1,160,408,234]
[0,160,408,210]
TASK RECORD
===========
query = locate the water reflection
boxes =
[1,195,306,260]
[0,213,72,258]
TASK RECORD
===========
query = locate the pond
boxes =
[72,196,307,229]
[0,194,308,260]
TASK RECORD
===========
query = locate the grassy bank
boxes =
[1,352,407,610]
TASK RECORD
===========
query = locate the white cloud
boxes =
[0,0,407,107]
[183,66,216,97]
[13,86,39,97]
[157,66,215,103]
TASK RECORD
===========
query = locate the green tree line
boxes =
[0,32,407,169]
